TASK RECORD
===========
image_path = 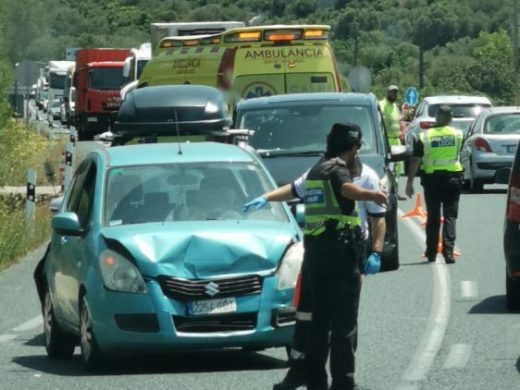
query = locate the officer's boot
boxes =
[273,358,306,390]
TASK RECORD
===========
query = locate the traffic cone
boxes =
[402,193,427,219]
[421,235,461,259]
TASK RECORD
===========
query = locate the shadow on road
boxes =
[13,349,288,377]
[24,333,45,347]
[516,356,520,373]
[468,295,511,314]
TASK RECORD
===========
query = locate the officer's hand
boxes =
[372,190,388,206]
[364,252,381,275]
[242,195,268,213]
[405,180,414,199]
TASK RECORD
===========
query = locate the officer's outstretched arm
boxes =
[265,184,294,202]
[340,183,388,205]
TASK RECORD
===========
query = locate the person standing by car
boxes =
[405,105,464,264]
[243,155,387,390]
[380,85,405,199]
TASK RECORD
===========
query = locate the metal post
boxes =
[513,0,519,104]
[26,168,37,237]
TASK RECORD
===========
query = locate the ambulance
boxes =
[138,25,343,105]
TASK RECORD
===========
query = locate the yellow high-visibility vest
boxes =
[304,179,360,236]
[419,126,463,174]
[379,98,400,139]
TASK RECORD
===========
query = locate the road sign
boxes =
[404,87,419,107]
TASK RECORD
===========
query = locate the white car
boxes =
[47,99,62,123]
[404,95,493,151]
[461,106,520,192]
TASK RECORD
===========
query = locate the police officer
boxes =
[244,155,387,390]
[405,105,464,264]
[379,85,402,148]
[304,123,387,390]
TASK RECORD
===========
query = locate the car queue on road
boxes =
[24,23,520,387]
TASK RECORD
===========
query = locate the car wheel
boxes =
[506,271,520,311]
[80,296,105,371]
[43,290,76,359]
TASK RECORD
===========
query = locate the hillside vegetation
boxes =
[0,0,518,103]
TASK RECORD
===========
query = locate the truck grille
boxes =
[173,313,257,333]
[158,275,262,301]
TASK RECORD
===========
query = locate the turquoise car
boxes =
[35,142,303,370]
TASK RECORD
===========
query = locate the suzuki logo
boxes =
[205,282,220,297]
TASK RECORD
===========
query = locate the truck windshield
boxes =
[49,73,66,89]
[89,68,125,90]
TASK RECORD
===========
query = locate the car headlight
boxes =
[99,249,148,293]
[276,242,304,290]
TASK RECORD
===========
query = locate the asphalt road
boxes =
[0,178,518,390]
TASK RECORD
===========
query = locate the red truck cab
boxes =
[74,48,130,140]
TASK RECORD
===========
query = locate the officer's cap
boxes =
[388,85,399,92]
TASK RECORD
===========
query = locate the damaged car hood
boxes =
[100,220,299,279]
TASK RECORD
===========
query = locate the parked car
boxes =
[461,107,520,192]
[495,146,520,310]
[34,142,303,370]
[404,95,493,151]
[234,92,407,271]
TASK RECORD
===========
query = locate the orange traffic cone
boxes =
[402,193,427,219]
[421,235,461,259]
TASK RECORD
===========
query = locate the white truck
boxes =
[121,42,152,101]
[150,21,245,56]
[46,60,75,107]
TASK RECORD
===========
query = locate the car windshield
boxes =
[104,162,288,225]
[241,104,376,155]
[484,113,520,134]
[428,104,490,119]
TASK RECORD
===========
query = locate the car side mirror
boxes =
[495,167,511,185]
[49,196,64,214]
[388,144,409,162]
[52,212,83,236]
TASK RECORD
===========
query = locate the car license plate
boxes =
[506,144,518,153]
[87,117,98,122]
[189,297,237,315]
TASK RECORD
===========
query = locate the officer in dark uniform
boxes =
[302,123,388,390]
[405,105,464,264]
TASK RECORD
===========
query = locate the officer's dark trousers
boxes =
[304,231,361,390]
[421,172,463,258]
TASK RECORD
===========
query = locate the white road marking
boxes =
[443,344,472,369]
[460,281,478,300]
[12,315,43,332]
[397,210,451,387]
[0,334,17,343]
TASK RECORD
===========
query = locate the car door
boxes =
[53,160,97,327]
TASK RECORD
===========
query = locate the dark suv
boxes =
[496,144,520,310]
[234,92,406,270]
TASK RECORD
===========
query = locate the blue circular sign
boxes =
[404,87,419,106]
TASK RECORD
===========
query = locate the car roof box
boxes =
[114,85,232,137]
